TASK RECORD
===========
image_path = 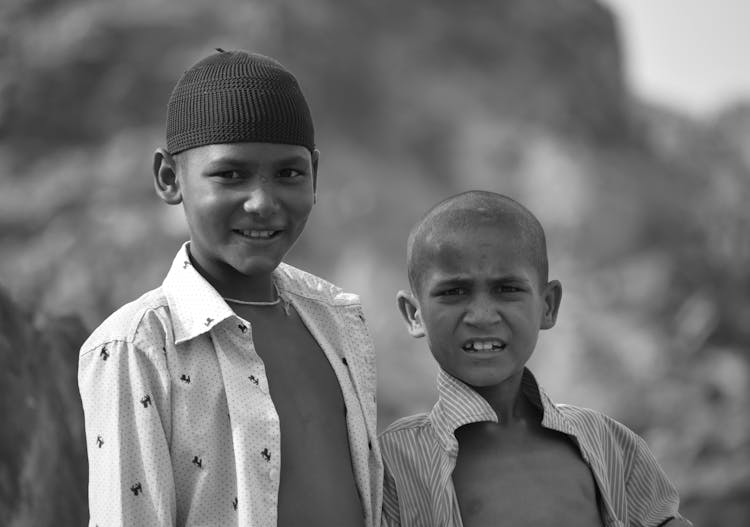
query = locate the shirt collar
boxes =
[162,242,237,344]
[161,242,359,345]
[429,368,574,455]
[273,260,359,306]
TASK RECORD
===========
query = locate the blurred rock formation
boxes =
[0,286,88,526]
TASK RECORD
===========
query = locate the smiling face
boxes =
[400,222,561,389]
[158,142,317,297]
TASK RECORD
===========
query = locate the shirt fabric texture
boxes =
[78,243,383,527]
[379,368,690,527]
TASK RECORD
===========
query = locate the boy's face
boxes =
[399,224,560,389]
[166,142,317,291]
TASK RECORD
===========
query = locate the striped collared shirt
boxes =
[380,368,690,527]
[79,243,382,527]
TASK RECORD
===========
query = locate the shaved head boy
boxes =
[406,192,549,292]
[380,190,690,527]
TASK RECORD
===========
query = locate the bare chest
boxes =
[453,424,603,527]
[238,304,364,527]
[246,306,347,422]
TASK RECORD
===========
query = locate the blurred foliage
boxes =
[1,0,749,524]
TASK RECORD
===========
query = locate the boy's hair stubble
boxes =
[406,190,549,294]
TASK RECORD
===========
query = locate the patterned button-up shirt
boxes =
[78,243,382,526]
[380,369,690,527]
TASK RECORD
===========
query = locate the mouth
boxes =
[461,338,507,353]
[232,229,282,240]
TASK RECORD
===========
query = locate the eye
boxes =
[498,285,523,294]
[278,168,305,179]
[438,287,467,297]
[213,170,243,180]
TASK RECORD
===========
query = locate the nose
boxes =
[463,294,502,327]
[242,180,278,217]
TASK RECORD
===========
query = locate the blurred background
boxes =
[1,0,748,525]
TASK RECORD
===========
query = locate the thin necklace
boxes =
[224,296,281,306]
[224,285,281,306]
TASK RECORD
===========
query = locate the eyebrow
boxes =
[430,274,531,287]
[204,154,310,171]
[276,154,311,165]
[431,275,471,286]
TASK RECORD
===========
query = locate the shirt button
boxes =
[269,467,279,480]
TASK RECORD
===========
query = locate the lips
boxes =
[461,338,507,353]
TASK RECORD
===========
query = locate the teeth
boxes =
[238,230,275,239]
[462,340,506,352]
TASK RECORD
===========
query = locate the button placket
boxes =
[248,371,270,394]
[235,319,271,395]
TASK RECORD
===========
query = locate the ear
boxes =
[397,290,425,338]
[540,279,562,330]
[153,148,183,205]
[311,148,320,203]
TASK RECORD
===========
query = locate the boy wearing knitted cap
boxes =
[380,191,690,526]
[78,50,381,527]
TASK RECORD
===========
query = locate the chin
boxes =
[232,255,285,277]
[456,370,511,389]
[464,377,505,389]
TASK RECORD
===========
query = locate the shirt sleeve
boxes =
[625,435,691,527]
[381,450,402,527]
[78,339,175,526]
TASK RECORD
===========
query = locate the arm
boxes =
[78,340,175,526]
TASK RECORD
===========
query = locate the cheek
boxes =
[294,204,314,224]
[194,191,236,216]
[289,193,315,218]
[431,305,460,325]
[420,308,457,339]
[182,196,233,236]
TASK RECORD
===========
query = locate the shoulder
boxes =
[80,286,171,358]
[555,403,654,469]
[557,404,642,442]
[275,262,360,306]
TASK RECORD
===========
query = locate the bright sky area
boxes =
[600,0,750,116]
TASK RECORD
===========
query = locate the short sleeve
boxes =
[625,435,690,527]
[78,339,175,526]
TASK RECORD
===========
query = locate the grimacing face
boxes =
[399,224,561,389]
[163,142,317,296]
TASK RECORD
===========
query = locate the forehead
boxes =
[177,142,311,168]
[421,223,534,277]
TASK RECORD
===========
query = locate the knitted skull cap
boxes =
[166,49,315,154]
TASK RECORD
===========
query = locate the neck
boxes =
[187,247,276,302]
[474,370,536,425]
[220,280,277,303]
